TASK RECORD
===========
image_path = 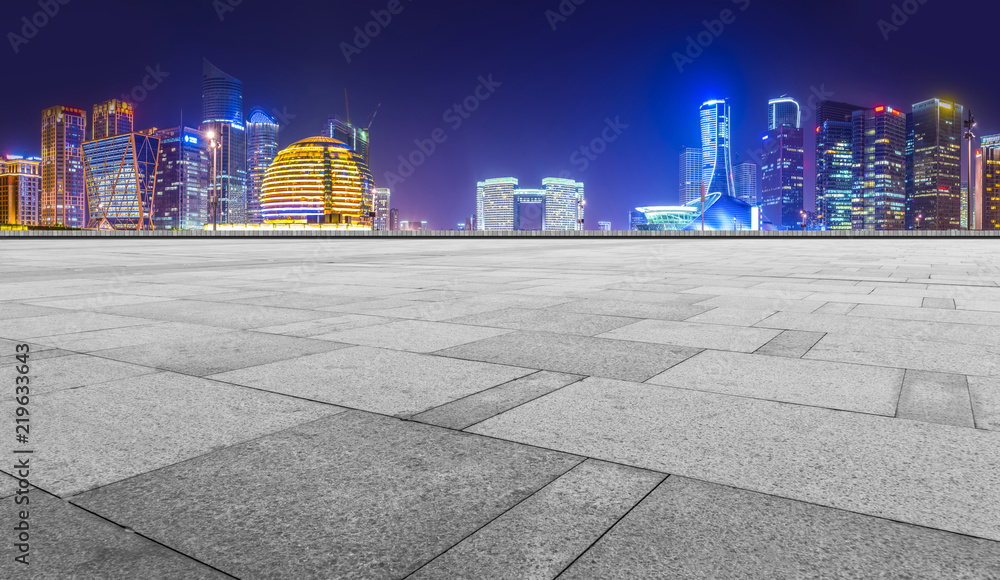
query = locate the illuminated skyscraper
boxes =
[82,133,161,230]
[679,146,702,205]
[1,156,41,226]
[768,97,801,131]
[478,177,584,231]
[816,101,865,229]
[152,127,210,230]
[980,134,1000,230]
[246,108,279,224]
[389,207,399,231]
[373,187,391,230]
[92,99,134,141]
[598,221,611,231]
[734,161,758,206]
[543,177,585,231]
[629,209,648,230]
[851,106,908,230]
[910,98,963,230]
[41,106,87,228]
[200,59,247,224]
[478,178,518,231]
[762,97,804,229]
[700,100,735,198]
[327,116,370,167]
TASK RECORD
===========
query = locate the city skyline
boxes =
[2,0,998,229]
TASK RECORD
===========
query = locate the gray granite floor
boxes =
[1,238,998,579]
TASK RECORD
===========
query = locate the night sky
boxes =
[3,0,997,229]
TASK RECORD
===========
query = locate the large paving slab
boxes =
[437,331,702,382]
[896,370,975,428]
[72,411,582,580]
[447,307,639,336]
[98,299,334,329]
[969,376,1000,431]
[0,492,229,579]
[0,311,154,340]
[0,352,160,396]
[28,321,235,352]
[469,377,1000,541]
[560,476,1000,580]
[210,346,536,415]
[597,319,780,352]
[0,372,345,495]
[312,318,513,353]
[804,333,1000,376]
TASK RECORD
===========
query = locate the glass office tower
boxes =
[679,146,703,205]
[152,127,210,230]
[199,59,247,225]
[82,133,161,230]
[92,99,134,141]
[910,98,963,230]
[0,156,41,226]
[734,161,758,206]
[40,106,87,228]
[246,108,279,224]
[761,96,804,229]
[700,100,736,198]
[980,134,1000,230]
[851,106,908,230]
[816,101,865,229]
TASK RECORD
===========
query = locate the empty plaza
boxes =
[2,237,1000,579]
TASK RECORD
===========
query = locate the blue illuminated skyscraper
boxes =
[851,106,908,230]
[816,100,865,229]
[762,96,804,228]
[200,59,247,224]
[700,100,735,198]
[152,127,210,230]
[82,133,161,230]
[246,108,279,224]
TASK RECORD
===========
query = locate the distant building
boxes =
[734,161,758,206]
[700,100,735,198]
[464,216,473,232]
[851,106,908,230]
[389,207,399,231]
[92,99,134,141]
[980,134,1000,230]
[400,220,427,231]
[152,127,210,230]
[0,156,41,226]
[373,188,391,230]
[629,209,648,230]
[478,178,517,231]
[816,100,865,229]
[246,108,279,225]
[513,190,545,231]
[41,106,87,228]
[326,116,370,168]
[199,59,247,225]
[910,98,963,230]
[477,177,584,231]
[679,146,702,205]
[543,178,584,231]
[598,221,611,231]
[82,133,161,230]
[761,97,804,229]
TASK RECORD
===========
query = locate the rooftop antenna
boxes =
[344,89,351,125]
[366,102,382,131]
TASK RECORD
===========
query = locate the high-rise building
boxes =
[700,100,735,198]
[761,101,804,229]
[768,97,801,131]
[1,156,41,226]
[910,98,963,230]
[200,59,247,225]
[629,209,648,230]
[974,146,984,230]
[851,106,908,230]
[980,134,1000,230]
[542,177,585,231]
[679,146,702,205]
[734,161,758,206]
[373,187,391,230]
[41,106,87,228]
[92,99,134,141]
[152,127,210,230]
[514,190,545,231]
[389,207,399,231]
[246,108,279,224]
[82,133,161,230]
[326,116,370,167]
[598,221,611,231]
[815,101,865,229]
[478,178,518,231]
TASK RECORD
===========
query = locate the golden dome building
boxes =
[259,136,374,227]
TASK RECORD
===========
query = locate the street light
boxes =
[800,210,807,231]
[916,213,923,230]
[963,110,976,230]
[208,131,221,232]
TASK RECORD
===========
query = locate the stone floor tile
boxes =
[0,472,16,499]
[0,352,159,396]
[210,346,535,415]
[897,370,974,428]
[437,331,701,382]
[552,299,711,321]
[469,377,1000,541]
[25,293,176,310]
[411,371,584,430]
[94,330,348,376]
[682,307,777,327]
[30,321,234,352]
[0,372,345,496]
[754,329,826,358]
[0,492,229,579]
[227,291,371,309]
[447,307,638,336]
[598,320,780,353]
[320,297,426,315]
[955,299,1000,313]
[969,376,1000,431]
[814,302,857,315]
[559,476,1000,580]
[851,303,1000,326]
[251,314,393,337]
[0,302,70,321]
[0,312,154,340]
[313,319,512,353]
[410,460,665,580]
[571,289,716,305]
[98,299,332,329]
[923,297,957,309]
[692,295,826,313]
[648,350,902,414]
[804,333,1000,376]
[72,412,581,580]
[805,292,925,307]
